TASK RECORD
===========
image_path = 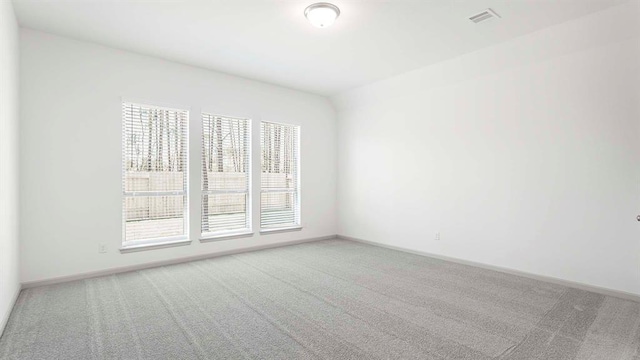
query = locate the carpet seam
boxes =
[190,259,370,360]
[499,289,576,359]
[213,255,443,359]
[276,244,518,345]
[236,252,503,359]
[232,254,452,360]
[3,239,640,360]
[111,275,145,359]
[85,280,104,360]
[156,265,254,360]
[139,270,210,360]
[189,260,343,360]
[322,241,553,321]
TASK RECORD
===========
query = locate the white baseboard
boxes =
[338,235,640,303]
[0,285,21,338]
[22,235,336,289]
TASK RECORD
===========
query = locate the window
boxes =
[122,102,189,248]
[201,114,251,238]
[260,121,300,230]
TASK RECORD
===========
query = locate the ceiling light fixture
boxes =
[304,3,340,28]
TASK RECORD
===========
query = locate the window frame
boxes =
[121,101,190,250]
[259,120,301,233]
[200,113,253,240]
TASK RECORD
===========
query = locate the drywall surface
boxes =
[333,2,640,295]
[19,29,337,283]
[0,1,20,332]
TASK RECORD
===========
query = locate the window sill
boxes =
[260,226,303,235]
[200,231,254,242]
[120,238,191,253]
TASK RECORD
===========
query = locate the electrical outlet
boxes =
[98,243,108,253]
[435,232,440,241]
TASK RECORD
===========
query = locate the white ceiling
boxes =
[12,0,627,96]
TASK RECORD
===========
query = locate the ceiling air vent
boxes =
[469,8,500,24]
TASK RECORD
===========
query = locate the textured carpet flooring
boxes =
[1,239,640,359]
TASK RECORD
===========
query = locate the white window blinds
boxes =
[122,102,189,246]
[260,121,300,230]
[201,114,251,236]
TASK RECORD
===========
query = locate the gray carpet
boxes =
[1,239,639,359]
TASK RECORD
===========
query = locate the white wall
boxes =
[0,1,20,333]
[333,2,640,296]
[20,29,337,284]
